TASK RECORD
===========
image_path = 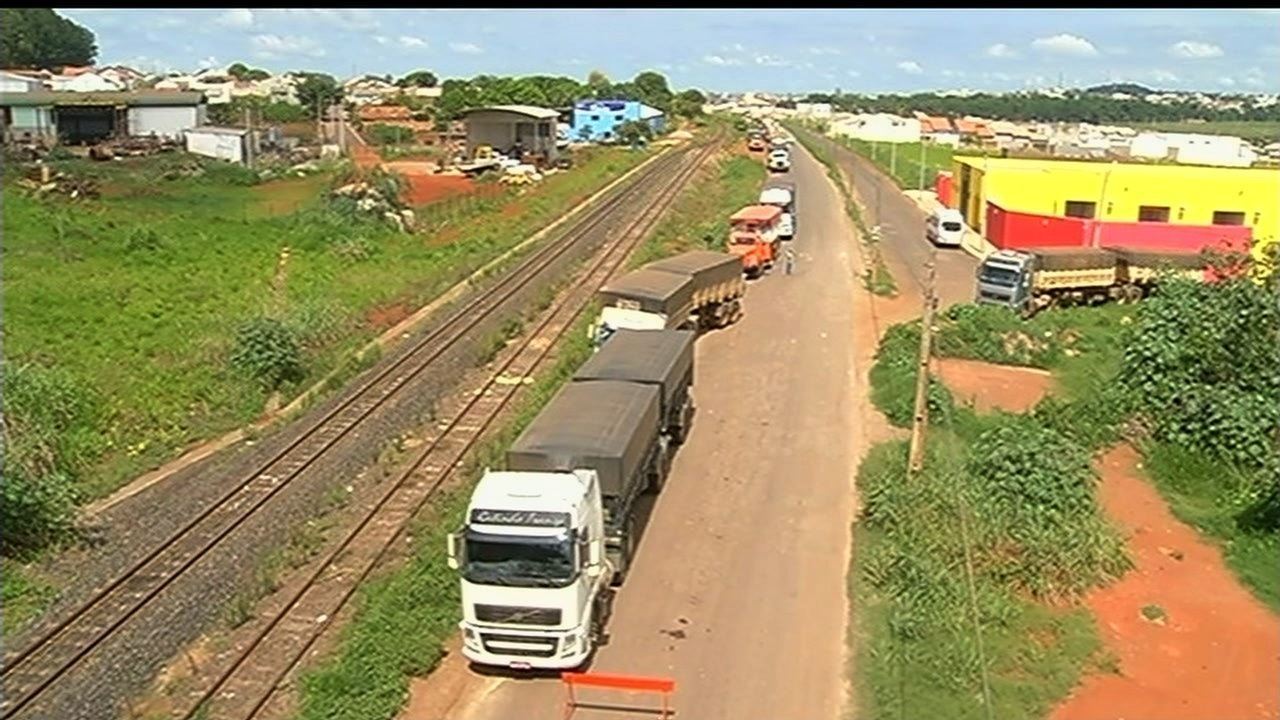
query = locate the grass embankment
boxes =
[2,147,647,518]
[786,123,897,297]
[838,137,956,192]
[295,139,761,720]
[854,275,1279,717]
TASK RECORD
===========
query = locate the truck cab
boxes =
[590,268,696,348]
[759,183,796,240]
[449,470,608,670]
[728,204,783,278]
[974,250,1034,312]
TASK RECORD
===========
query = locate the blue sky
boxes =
[59,9,1280,93]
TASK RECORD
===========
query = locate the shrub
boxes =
[1120,275,1280,468]
[1,364,101,555]
[869,321,954,427]
[366,123,414,146]
[229,316,305,390]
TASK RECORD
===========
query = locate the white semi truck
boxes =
[448,329,696,669]
[759,181,796,240]
[590,250,745,347]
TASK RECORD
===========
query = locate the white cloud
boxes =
[217,8,254,27]
[985,43,1017,59]
[1149,69,1180,83]
[703,54,742,66]
[730,43,746,53]
[655,62,673,71]
[809,46,842,56]
[1031,33,1099,57]
[398,35,427,48]
[265,9,379,30]
[755,54,788,67]
[897,60,923,74]
[250,34,326,59]
[449,41,483,54]
[1244,76,1264,87]
[373,36,390,46]
[1218,76,1236,87]
[1170,40,1223,59]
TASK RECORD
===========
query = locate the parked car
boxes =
[767,149,791,173]
[926,207,966,247]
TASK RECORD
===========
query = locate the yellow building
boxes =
[952,156,1280,266]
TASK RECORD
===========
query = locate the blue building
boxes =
[571,99,665,143]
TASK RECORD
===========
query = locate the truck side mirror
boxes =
[446,530,464,570]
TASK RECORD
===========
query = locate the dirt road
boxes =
[404,143,862,719]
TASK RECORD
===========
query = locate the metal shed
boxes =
[460,104,560,163]
[0,90,206,144]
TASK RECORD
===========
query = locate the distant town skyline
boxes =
[59,9,1280,94]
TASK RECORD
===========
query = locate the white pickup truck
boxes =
[767,148,791,173]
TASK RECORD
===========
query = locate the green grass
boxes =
[295,135,748,720]
[839,137,956,192]
[1,561,56,636]
[3,146,648,504]
[1141,443,1280,611]
[1131,120,1280,145]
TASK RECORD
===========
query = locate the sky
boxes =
[58,9,1280,94]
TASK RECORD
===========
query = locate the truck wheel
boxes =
[612,520,635,586]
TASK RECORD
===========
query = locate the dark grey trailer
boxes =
[506,380,666,580]
[596,268,695,322]
[573,329,695,443]
[644,251,745,330]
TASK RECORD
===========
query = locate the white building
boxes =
[0,70,43,93]
[185,126,253,164]
[829,113,921,144]
[343,75,399,106]
[1130,131,1257,167]
[795,102,833,119]
[50,72,123,93]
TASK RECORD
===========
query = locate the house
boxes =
[919,115,960,148]
[571,99,665,142]
[358,104,412,123]
[828,113,920,143]
[460,104,559,162]
[98,65,146,90]
[51,71,124,93]
[795,102,833,119]
[1130,131,1256,168]
[0,90,207,144]
[403,85,442,101]
[0,70,44,93]
[343,75,399,106]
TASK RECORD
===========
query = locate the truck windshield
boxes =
[464,530,576,588]
[979,265,1020,287]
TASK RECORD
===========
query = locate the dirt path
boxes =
[1051,445,1280,720]
[934,357,1055,413]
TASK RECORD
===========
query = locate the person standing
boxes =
[784,244,796,275]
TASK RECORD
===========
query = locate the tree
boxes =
[672,88,706,118]
[616,119,653,146]
[227,62,270,81]
[632,70,673,113]
[586,69,611,98]
[294,72,343,110]
[398,70,438,88]
[0,8,97,69]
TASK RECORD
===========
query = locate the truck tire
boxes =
[611,518,636,586]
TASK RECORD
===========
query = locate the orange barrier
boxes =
[561,672,676,719]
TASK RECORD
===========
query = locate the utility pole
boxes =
[316,97,323,145]
[908,254,938,476]
[243,105,254,169]
[890,141,898,180]
[918,140,926,190]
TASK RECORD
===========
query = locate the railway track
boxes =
[173,134,721,720]
[0,138,710,720]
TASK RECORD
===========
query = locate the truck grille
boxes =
[480,632,558,657]
[474,604,562,625]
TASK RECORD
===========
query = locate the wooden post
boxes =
[908,254,938,475]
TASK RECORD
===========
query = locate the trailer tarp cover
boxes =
[507,380,659,498]
[1031,247,1117,271]
[1104,246,1206,269]
[573,329,694,416]
[645,250,741,292]
[597,268,695,315]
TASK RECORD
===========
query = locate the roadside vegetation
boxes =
[838,137,956,192]
[854,262,1279,717]
[295,136,759,720]
[786,123,897,297]
[0,145,648,559]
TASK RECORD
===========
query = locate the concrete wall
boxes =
[127,105,202,139]
[954,156,1279,264]
[985,202,1254,255]
[5,105,56,140]
[185,130,246,163]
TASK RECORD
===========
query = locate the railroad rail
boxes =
[174,134,721,720]
[0,139,708,720]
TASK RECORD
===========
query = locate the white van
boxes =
[926,208,966,247]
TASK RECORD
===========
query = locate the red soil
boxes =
[934,357,1055,413]
[365,302,413,332]
[1050,445,1280,720]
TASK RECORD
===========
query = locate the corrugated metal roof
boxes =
[730,205,783,222]
[462,104,559,120]
[0,90,204,107]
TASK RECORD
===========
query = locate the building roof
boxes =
[921,116,954,133]
[954,155,1280,179]
[461,104,559,120]
[639,104,664,120]
[359,104,412,121]
[0,90,205,107]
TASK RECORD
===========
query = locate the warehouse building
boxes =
[952,155,1279,264]
[571,99,665,142]
[0,90,206,144]
[460,105,559,163]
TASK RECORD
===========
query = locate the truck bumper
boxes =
[459,621,591,670]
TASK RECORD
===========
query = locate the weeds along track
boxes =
[0,140,709,720]
[172,136,721,720]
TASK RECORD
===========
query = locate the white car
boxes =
[767,149,791,172]
[926,208,966,247]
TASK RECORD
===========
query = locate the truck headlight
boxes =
[560,634,578,656]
